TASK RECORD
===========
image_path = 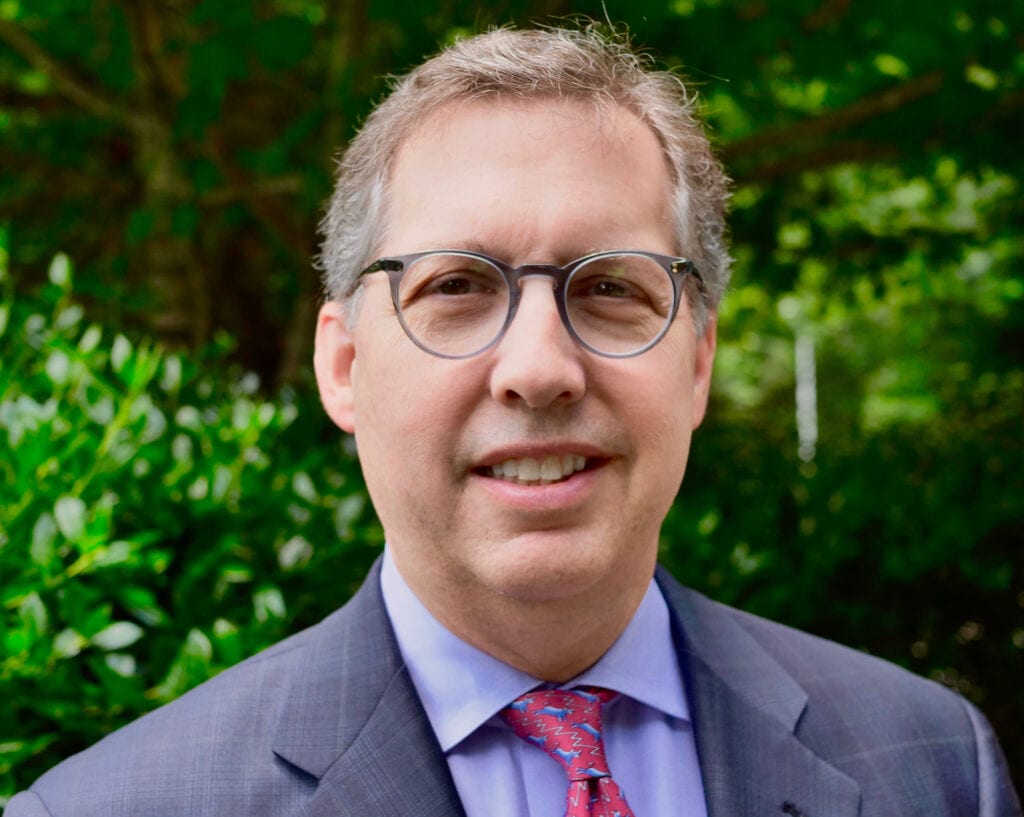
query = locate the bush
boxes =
[0,256,380,802]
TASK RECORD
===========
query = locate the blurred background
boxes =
[1,0,1021,802]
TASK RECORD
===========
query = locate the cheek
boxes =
[620,366,697,478]
[353,346,482,467]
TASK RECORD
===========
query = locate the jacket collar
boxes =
[657,567,862,817]
[273,559,466,817]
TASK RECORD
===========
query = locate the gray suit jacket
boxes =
[7,562,1021,817]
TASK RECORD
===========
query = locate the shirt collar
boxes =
[380,547,690,752]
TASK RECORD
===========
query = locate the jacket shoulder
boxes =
[657,569,1021,815]
[658,567,969,720]
[14,569,393,817]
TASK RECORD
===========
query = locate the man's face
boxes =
[315,98,715,632]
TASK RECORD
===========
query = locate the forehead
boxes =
[381,97,675,260]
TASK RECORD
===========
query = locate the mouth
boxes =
[477,454,598,486]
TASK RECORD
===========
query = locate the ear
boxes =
[313,301,357,434]
[690,313,717,430]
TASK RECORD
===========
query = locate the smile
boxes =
[486,454,589,486]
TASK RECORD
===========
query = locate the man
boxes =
[8,25,1020,817]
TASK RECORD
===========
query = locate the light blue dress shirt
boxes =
[380,549,708,817]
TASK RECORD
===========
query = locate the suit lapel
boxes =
[299,666,466,817]
[273,559,466,817]
[269,557,862,817]
[657,569,862,817]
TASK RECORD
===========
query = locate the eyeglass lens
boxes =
[395,253,676,357]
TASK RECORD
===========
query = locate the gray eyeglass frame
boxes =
[357,249,703,359]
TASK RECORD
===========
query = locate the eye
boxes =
[571,275,645,301]
[589,279,637,298]
[430,274,491,296]
[400,254,505,306]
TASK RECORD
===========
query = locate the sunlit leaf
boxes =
[30,513,57,567]
[54,496,87,541]
[92,621,144,651]
[47,253,71,289]
[111,334,132,375]
[253,587,286,622]
[53,629,87,658]
[277,535,313,571]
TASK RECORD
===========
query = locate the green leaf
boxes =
[91,621,144,651]
[111,334,132,375]
[92,540,135,568]
[965,63,999,91]
[54,304,84,331]
[0,1,23,23]
[160,356,183,391]
[253,586,285,622]
[334,494,365,540]
[53,628,87,658]
[18,592,48,635]
[47,253,71,289]
[292,471,318,503]
[44,350,71,385]
[30,513,57,567]
[151,629,215,703]
[105,653,137,677]
[78,324,102,354]
[277,535,312,571]
[54,496,87,541]
[212,618,243,664]
[0,735,58,774]
[874,53,910,79]
[184,628,213,661]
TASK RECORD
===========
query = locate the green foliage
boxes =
[1,0,1022,798]
[0,258,380,802]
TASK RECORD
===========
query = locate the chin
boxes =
[481,533,629,603]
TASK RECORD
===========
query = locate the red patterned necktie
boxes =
[500,687,636,817]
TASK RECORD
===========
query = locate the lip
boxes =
[469,465,605,512]
[474,442,612,469]
[470,442,613,512]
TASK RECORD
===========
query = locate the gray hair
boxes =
[317,25,731,331]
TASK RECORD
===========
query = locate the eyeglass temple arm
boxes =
[671,258,706,297]
[361,258,404,276]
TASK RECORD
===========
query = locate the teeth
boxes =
[518,458,541,481]
[540,456,561,481]
[488,454,589,485]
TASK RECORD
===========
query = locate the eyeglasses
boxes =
[357,249,702,359]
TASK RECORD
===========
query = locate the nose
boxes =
[488,276,586,408]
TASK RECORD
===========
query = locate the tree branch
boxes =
[976,87,1024,130]
[734,138,902,183]
[200,176,304,206]
[0,19,143,128]
[204,135,318,386]
[803,0,851,33]
[124,0,186,103]
[723,70,945,161]
[320,0,365,165]
[205,138,317,387]
[206,143,312,260]
[0,85,66,113]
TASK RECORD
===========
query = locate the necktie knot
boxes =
[501,687,635,817]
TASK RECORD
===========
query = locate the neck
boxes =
[404,564,654,683]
